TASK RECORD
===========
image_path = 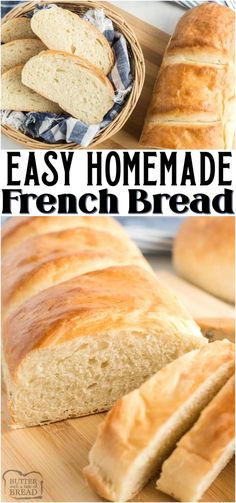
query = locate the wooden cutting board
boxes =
[91,2,170,150]
[2,270,234,502]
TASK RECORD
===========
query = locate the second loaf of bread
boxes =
[140,3,235,149]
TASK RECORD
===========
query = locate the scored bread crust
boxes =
[31,6,115,75]
[83,340,234,502]
[21,50,115,123]
[1,216,126,254]
[1,38,46,74]
[2,226,151,317]
[1,17,37,43]
[173,216,235,303]
[156,376,235,502]
[2,216,209,429]
[140,122,225,149]
[167,3,235,62]
[140,3,235,149]
[3,265,204,378]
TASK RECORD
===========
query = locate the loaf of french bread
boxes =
[140,3,235,149]
[2,216,206,428]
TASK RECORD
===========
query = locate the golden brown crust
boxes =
[173,217,235,303]
[2,226,149,316]
[168,3,235,62]
[146,63,227,121]
[96,342,234,456]
[140,122,224,149]
[140,3,235,149]
[156,376,235,501]
[83,340,234,501]
[3,265,202,378]
[1,216,126,254]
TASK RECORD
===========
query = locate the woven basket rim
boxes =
[1,0,145,149]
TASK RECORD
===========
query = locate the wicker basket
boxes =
[1,0,145,149]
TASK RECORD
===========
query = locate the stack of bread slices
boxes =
[1,7,115,124]
[84,340,235,502]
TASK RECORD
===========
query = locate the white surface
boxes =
[111,1,184,34]
[1,0,185,150]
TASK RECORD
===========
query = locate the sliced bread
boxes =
[156,376,235,502]
[83,340,234,502]
[22,50,114,124]
[1,65,62,113]
[31,6,114,74]
[2,38,46,74]
[2,17,37,43]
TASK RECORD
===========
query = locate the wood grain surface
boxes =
[91,3,170,150]
[2,268,235,502]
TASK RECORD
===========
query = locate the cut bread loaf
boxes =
[2,38,46,74]
[1,65,62,113]
[156,376,235,501]
[2,226,151,317]
[22,50,114,124]
[1,17,37,43]
[31,6,114,75]
[83,340,234,502]
[173,216,235,304]
[3,264,206,428]
[1,216,128,255]
[140,3,235,149]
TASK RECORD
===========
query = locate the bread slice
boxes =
[2,226,151,317]
[1,65,62,113]
[2,17,37,43]
[83,340,234,502]
[2,38,46,74]
[31,6,114,74]
[22,50,114,124]
[3,265,206,428]
[156,376,235,502]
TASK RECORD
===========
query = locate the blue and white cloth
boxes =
[177,0,235,9]
[1,3,133,146]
